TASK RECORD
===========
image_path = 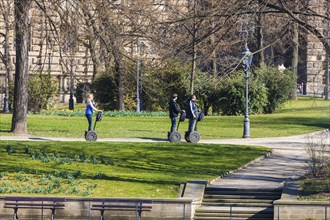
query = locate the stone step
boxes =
[195,206,273,213]
[204,190,282,196]
[194,207,273,220]
[200,202,272,207]
[203,194,280,200]
[206,186,282,192]
[202,198,274,204]
[194,216,273,220]
[194,213,273,219]
[196,187,281,220]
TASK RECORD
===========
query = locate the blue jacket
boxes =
[186,100,198,119]
[85,100,95,115]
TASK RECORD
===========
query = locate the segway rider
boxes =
[186,94,199,133]
[85,94,102,131]
[169,93,183,133]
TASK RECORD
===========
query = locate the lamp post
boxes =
[242,43,253,138]
[135,40,145,112]
[68,57,75,110]
[136,40,141,112]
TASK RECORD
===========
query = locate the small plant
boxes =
[39,175,48,185]
[0,172,6,180]
[94,172,106,179]
[305,131,330,177]
[16,172,25,181]
[75,153,87,162]
[5,145,15,154]
[73,170,82,178]
[89,155,99,164]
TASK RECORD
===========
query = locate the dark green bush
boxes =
[255,66,296,113]
[28,72,58,112]
[218,71,268,115]
[92,71,117,111]
[218,66,296,115]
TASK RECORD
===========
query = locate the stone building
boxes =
[305,0,330,98]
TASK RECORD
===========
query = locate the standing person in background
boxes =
[168,93,183,133]
[186,94,199,133]
[85,94,102,132]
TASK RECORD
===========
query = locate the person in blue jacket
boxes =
[85,94,102,131]
[186,94,199,133]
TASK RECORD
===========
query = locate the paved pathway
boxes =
[205,131,329,189]
[1,130,329,189]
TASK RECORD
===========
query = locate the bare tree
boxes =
[11,0,31,134]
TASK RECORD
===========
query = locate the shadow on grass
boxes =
[138,137,168,142]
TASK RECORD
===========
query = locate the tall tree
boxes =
[11,0,31,134]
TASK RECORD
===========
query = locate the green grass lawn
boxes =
[0,96,328,198]
[0,141,269,198]
[0,97,329,139]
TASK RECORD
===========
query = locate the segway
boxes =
[85,111,103,141]
[185,111,204,143]
[168,111,186,142]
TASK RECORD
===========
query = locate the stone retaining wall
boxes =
[274,201,329,220]
[0,197,198,220]
[274,180,330,220]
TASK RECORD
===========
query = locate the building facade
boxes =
[305,0,330,98]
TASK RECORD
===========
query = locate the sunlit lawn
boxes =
[0,141,269,198]
[0,96,329,139]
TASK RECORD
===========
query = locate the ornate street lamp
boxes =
[242,43,253,138]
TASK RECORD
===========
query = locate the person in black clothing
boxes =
[168,93,183,133]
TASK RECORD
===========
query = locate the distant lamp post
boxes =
[135,40,145,112]
[68,58,75,110]
[242,43,253,138]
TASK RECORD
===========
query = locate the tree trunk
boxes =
[325,52,330,100]
[256,12,265,66]
[11,0,30,134]
[115,55,125,111]
[112,36,125,111]
[291,20,299,100]
[190,0,197,95]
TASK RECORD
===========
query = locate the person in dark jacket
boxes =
[186,94,199,133]
[168,93,183,133]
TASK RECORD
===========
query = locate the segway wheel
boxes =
[189,131,200,143]
[85,131,98,141]
[185,131,191,142]
[169,131,181,142]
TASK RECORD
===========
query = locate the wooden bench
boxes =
[4,196,66,220]
[90,198,153,220]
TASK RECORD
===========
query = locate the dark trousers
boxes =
[86,114,93,131]
[188,118,196,133]
[170,117,177,133]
